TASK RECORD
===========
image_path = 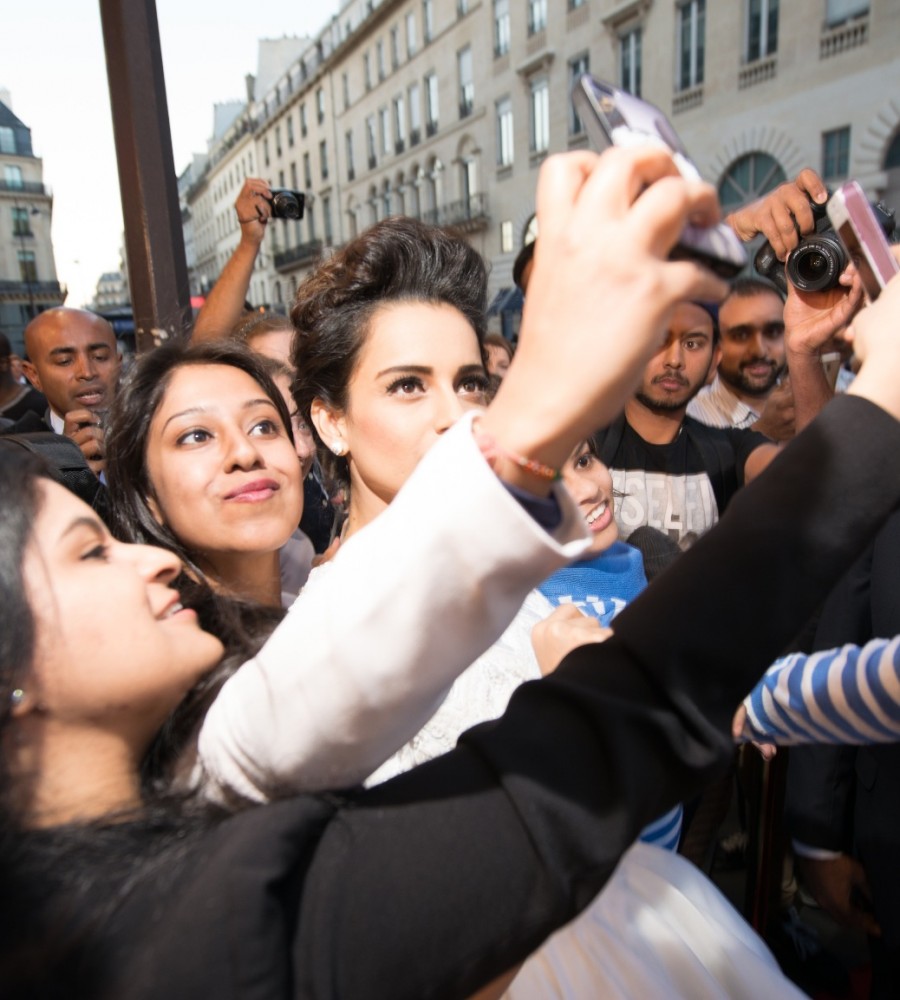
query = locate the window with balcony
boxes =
[569,54,590,133]
[620,28,642,95]
[826,0,868,26]
[394,95,407,152]
[391,26,400,68]
[500,220,514,254]
[458,47,474,118]
[4,165,23,189]
[425,72,439,134]
[366,115,378,168]
[380,106,392,156]
[822,126,851,181]
[677,0,705,91]
[18,250,37,283]
[409,82,422,145]
[746,0,778,61]
[530,79,550,154]
[12,206,32,237]
[494,0,510,56]
[497,98,514,166]
[346,130,356,181]
[528,0,547,35]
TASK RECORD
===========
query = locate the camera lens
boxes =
[272,191,302,220]
[796,251,828,282]
[786,235,846,292]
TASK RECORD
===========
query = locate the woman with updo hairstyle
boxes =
[291,215,491,537]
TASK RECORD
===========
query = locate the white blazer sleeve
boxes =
[196,412,591,806]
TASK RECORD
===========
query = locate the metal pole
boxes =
[98,0,192,352]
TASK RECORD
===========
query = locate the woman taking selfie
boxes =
[3,147,900,999]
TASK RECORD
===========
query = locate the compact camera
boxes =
[755,197,895,294]
[269,188,306,220]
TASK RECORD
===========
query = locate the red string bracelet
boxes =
[472,423,561,482]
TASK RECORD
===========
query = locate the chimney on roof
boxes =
[245,74,255,103]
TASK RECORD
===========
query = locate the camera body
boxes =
[269,188,305,220]
[755,197,895,294]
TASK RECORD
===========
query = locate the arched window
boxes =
[882,129,900,216]
[718,152,786,210]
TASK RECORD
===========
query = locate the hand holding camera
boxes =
[755,196,895,295]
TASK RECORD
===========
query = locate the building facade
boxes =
[0,95,66,355]
[183,0,900,325]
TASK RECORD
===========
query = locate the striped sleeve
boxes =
[741,637,900,745]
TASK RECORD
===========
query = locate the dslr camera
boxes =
[755,197,895,294]
[269,188,306,221]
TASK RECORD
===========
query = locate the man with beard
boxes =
[689,278,794,441]
[594,301,779,549]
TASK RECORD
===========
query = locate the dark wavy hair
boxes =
[290,215,489,492]
[105,338,294,583]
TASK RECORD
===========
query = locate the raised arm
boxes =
[740,638,900,745]
[192,178,272,344]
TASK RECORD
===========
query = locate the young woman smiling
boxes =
[106,340,305,608]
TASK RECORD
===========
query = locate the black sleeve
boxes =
[293,396,900,999]
[114,397,900,1000]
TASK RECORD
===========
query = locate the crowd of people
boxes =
[1,143,900,1000]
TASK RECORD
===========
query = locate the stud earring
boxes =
[10,689,25,708]
[331,441,347,457]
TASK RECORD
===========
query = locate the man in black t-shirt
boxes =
[595,301,778,548]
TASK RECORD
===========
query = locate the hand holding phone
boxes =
[827,181,899,302]
[571,75,747,279]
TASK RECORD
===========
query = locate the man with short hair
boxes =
[594,301,778,548]
[21,307,121,477]
[688,277,794,440]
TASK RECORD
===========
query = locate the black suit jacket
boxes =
[788,509,900,948]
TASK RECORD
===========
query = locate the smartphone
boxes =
[827,181,899,303]
[571,75,747,279]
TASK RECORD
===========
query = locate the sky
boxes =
[2,0,340,308]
